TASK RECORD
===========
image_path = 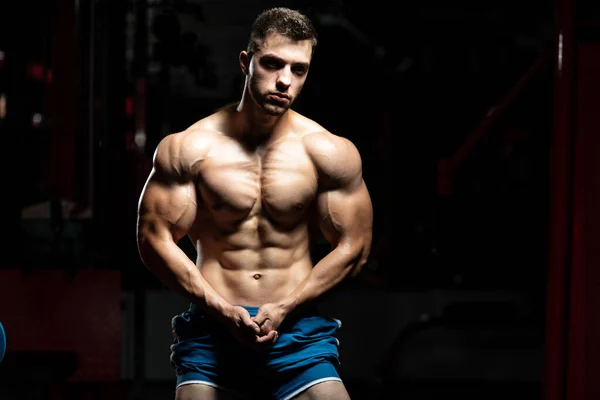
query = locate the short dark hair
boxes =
[247,7,318,56]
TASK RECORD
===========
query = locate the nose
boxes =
[276,67,292,90]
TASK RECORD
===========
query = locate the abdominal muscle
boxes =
[189,219,314,307]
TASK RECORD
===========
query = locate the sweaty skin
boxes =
[136,32,373,346]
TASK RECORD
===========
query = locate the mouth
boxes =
[268,93,290,104]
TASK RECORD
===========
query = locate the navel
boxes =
[253,273,262,280]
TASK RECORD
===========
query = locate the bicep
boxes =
[137,170,198,244]
[316,179,373,248]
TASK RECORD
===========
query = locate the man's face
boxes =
[246,32,312,116]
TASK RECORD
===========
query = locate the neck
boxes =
[235,87,287,140]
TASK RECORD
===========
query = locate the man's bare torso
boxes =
[178,107,333,307]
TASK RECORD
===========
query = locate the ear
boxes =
[239,51,251,75]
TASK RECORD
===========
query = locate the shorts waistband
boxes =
[187,302,318,318]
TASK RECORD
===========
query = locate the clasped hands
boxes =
[224,302,287,349]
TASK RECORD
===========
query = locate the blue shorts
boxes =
[170,303,343,399]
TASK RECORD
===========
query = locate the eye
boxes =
[261,58,283,70]
[292,66,307,76]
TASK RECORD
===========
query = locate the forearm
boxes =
[138,237,231,315]
[280,243,363,312]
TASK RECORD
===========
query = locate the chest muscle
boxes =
[198,140,317,225]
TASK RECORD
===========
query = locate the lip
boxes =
[268,93,290,103]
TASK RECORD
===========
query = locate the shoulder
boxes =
[297,118,362,189]
[153,126,218,179]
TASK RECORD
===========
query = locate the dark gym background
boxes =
[0,0,599,399]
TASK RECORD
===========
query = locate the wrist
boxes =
[204,295,233,318]
[278,296,297,315]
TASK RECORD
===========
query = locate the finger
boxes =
[255,330,276,343]
[255,314,273,331]
[255,330,277,343]
[251,310,267,327]
[241,313,261,334]
[259,320,275,336]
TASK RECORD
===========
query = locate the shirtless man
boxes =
[136,7,373,400]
